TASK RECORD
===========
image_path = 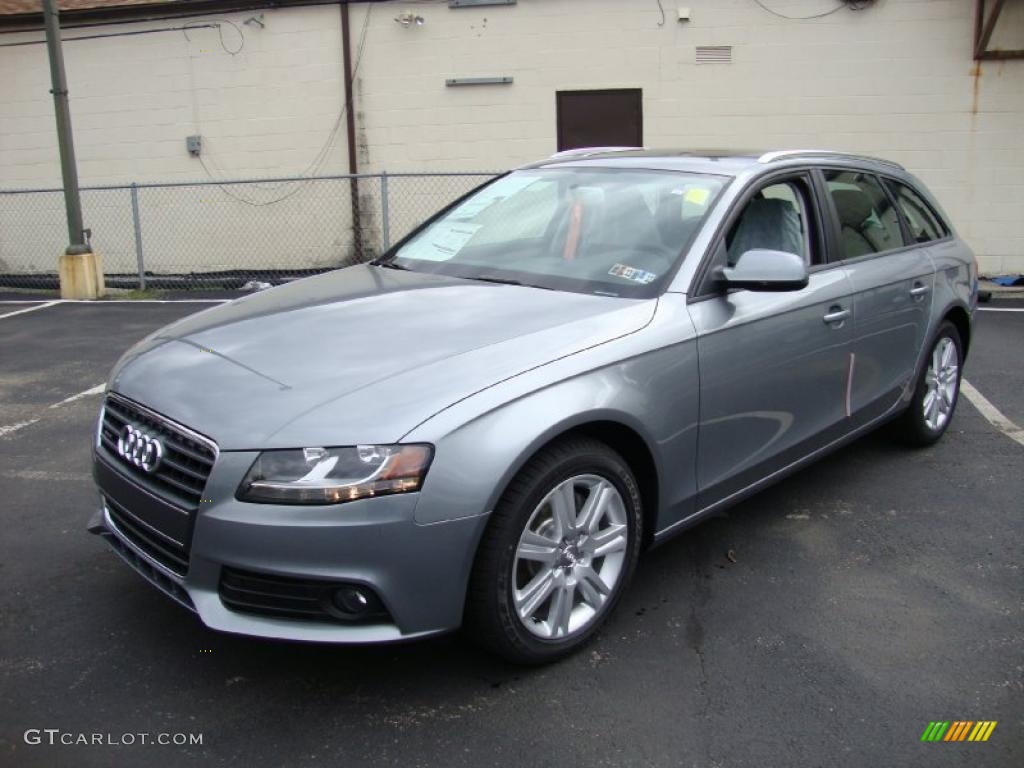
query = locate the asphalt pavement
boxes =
[0,298,1021,768]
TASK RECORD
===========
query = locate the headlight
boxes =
[236,444,433,505]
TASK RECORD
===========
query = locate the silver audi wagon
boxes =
[89,149,977,663]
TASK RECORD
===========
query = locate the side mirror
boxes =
[716,249,809,292]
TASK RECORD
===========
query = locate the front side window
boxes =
[885,180,947,244]
[386,168,728,296]
[725,178,816,267]
[824,170,906,259]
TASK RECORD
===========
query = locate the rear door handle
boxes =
[910,283,930,297]
[823,307,850,325]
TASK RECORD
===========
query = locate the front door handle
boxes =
[823,307,851,325]
[910,283,930,297]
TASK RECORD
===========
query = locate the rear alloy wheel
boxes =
[897,321,963,446]
[466,437,642,664]
[923,336,959,432]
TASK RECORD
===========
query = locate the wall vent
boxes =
[695,45,733,64]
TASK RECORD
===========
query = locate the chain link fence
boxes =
[0,171,498,291]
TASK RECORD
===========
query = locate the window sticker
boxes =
[608,263,658,284]
[450,175,540,220]
[685,187,710,205]
[669,186,711,206]
[401,222,482,261]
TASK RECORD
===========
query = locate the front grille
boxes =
[98,394,216,511]
[105,495,189,578]
[98,526,195,612]
[219,567,390,624]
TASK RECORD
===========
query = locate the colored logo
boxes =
[921,721,997,742]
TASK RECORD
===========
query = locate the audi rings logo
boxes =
[117,424,163,473]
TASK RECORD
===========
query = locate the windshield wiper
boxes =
[374,261,410,271]
[467,275,553,290]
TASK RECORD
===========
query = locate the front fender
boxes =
[406,294,701,534]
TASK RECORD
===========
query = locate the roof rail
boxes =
[757,149,905,171]
[548,146,642,160]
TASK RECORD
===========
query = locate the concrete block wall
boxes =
[0,5,362,274]
[353,0,1023,274]
[1,0,1022,274]
[0,5,348,185]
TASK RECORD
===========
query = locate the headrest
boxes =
[831,189,874,228]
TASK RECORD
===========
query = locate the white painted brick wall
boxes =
[0,6,348,185]
[0,0,1021,274]
[353,0,1023,273]
[0,6,357,274]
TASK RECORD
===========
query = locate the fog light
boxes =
[330,585,382,618]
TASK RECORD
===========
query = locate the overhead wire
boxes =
[0,24,218,47]
[751,0,872,21]
[182,19,245,55]
[196,4,373,206]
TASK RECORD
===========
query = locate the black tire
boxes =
[896,320,963,447]
[465,436,643,665]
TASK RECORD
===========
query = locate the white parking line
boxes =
[0,299,227,305]
[1,384,106,440]
[960,379,1024,448]
[0,418,40,438]
[977,307,1024,312]
[0,468,90,483]
[0,301,59,319]
[49,384,106,409]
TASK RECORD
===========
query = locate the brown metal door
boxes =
[556,89,643,151]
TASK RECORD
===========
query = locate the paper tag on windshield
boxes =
[671,187,711,205]
[450,175,539,220]
[400,222,481,261]
[687,188,710,205]
[608,263,658,284]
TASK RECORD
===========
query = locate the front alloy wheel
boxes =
[466,437,642,664]
[513,475,629,640]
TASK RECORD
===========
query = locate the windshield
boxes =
[383,168,728,297]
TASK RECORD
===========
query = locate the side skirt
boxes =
[650,399,907,546]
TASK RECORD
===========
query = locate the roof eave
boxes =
[0,0,326,31]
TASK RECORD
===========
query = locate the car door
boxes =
[688,172,856,510]
[819,169,936,426]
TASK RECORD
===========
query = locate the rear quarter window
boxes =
[884,179,949,244]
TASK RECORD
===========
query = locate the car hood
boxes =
[111,265,656,449]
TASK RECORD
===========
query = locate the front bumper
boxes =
[90,449,489,643]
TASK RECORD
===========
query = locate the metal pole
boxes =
[42,0,88,254]
[130,183,146,290]
[380,171,390,250]
[340,1,363,260]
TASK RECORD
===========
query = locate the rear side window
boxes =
[885,180,948,244]
[824,170,906,259]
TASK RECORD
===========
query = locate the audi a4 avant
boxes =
[90,149,976,663]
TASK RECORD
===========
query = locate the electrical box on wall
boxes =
[186,135,202,157]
